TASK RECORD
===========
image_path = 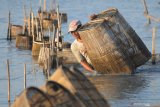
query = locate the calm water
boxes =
[0,0,160,107]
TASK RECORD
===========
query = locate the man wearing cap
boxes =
[68,20,97,74]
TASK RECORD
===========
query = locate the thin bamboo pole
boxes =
[48,27,51,78]
[56,29,59,51]
[48,26,51,48]
[56,4,60,51]
[43,0,46,12]
[40,12,43,39]
[23,5,27,34]
[141,0,151,24]
[7,11,11,40]
[56,55,59,68]
[32,12,34,41]
[57,4,61,35]
[52,25,55,49]
[6,59,11,102]
[36,18,39,41]
[24,64,26,89]
[48,50,50,78]
[152,27,156,64]
[29,11,31,36]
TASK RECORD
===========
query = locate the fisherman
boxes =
[68,20,97,74]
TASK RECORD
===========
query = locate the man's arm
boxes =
[80,60,94,72]
[71,43,94,72]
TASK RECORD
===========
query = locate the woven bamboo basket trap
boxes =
[12,87,53,107]
[12,81,85,107]
[44,81,85,107]
[16,34,32,50]
[50,66,110,107]
[32,42,42,56]
[11,25,23,39]
[78,8,151,74]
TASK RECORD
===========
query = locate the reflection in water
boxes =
[34,53,160,107]
[52,54,160,107]
[89,75,147,100]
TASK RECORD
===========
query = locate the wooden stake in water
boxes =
[141,0,151,24]
[7,11,11,40]
[152,27,156,64]
[24,64,26,89]
[6,59,11,102]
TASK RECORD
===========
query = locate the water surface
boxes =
[0,0,160,107]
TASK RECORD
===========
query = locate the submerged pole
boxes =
[141,0,151,24]
[152,27,156,64]
[6,59,11,103]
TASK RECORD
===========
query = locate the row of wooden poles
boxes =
[7,0,63,46]
[6,1,62,103]
[141,0,159,64]
[6,1,63,106]
[6,59,53,106]
[7,0,63,70]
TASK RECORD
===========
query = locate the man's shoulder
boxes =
[72,40,78,45]
[71,40,78,48]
